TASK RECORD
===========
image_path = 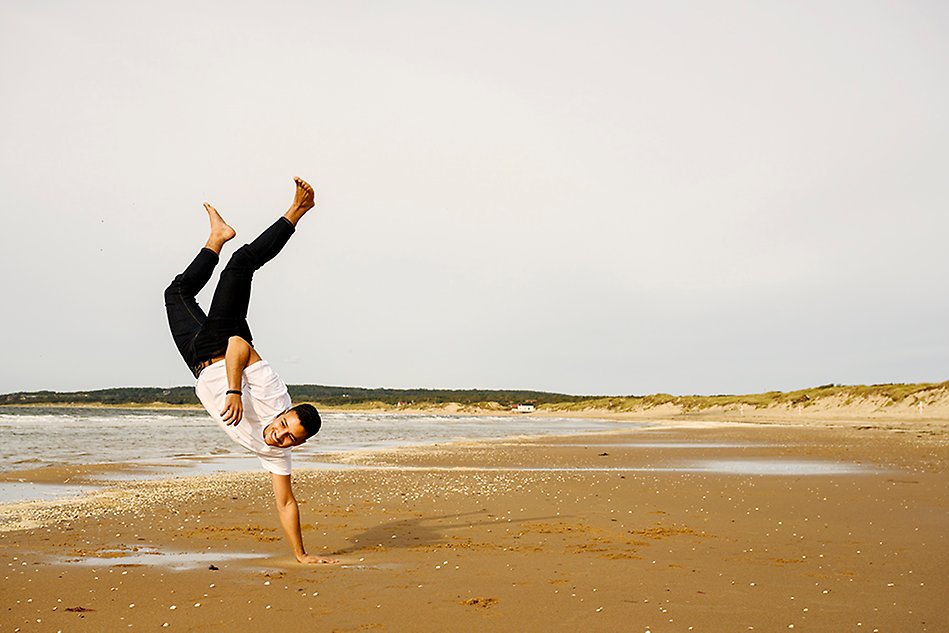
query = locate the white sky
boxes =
[1,1,947,396]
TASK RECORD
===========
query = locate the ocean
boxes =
[0,406,625,474]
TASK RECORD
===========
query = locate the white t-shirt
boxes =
[195,359,292,475]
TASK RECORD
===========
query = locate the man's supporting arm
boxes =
[220,336,260,425]
[271,473,338,564]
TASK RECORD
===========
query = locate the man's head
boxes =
[263,403,322,448]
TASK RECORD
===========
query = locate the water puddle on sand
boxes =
[90,456,266,481]
[454,460,875,476]
[295,459,877,476]
[677,459,870,476]
[339,562,403,571]
[60,548,398,572]
[62,547,266,570]
[0,482,96,504]
[518,442,780,449]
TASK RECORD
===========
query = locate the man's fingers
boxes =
[220,405,242,425]
[298,554,339,564]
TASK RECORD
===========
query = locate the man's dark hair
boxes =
[291,403,322,439]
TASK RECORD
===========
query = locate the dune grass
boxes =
[541,382,949,413]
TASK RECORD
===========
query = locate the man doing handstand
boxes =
[164,177,336,564]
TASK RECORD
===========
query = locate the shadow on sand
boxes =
[332,510,564,556]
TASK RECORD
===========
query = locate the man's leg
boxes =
[164,204,236,370]
[195,177,316,352]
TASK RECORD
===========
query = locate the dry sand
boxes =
[1,419,947,632]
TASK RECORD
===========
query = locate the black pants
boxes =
[164,217,295,377]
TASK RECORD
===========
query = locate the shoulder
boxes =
[245,361,287,390]
[244,361,291,410]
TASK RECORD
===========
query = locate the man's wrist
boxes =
[226,389,242,396]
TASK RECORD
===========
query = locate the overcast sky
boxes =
[1,1,947,396]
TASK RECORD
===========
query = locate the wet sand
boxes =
[2,421,947,632]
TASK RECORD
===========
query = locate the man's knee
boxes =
[225,245,256,269]
[164,276,184,303]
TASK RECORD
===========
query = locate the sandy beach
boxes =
[2,418,947,632]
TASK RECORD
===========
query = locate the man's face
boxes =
[263,410,309,448]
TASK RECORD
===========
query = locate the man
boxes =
[164,176,336,564]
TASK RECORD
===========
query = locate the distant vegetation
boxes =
[543,382,949,413]
[0,387,202,406]
[0,385,586,408]
[1,381,946,411]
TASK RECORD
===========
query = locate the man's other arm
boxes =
[271,473,338,564]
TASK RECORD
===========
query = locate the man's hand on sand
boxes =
[221,393,243,425]
[297,553,339,565]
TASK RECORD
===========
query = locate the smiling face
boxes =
[263,409,309,448]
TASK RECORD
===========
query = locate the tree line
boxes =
[0,385,589,407]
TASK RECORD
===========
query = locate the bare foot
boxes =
[284,176,316,226]
[203,202,236,254]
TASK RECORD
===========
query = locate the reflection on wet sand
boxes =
[61,547,266,571]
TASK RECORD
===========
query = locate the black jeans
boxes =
[164,217,295,377]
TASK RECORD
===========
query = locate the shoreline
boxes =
[5,400,949,449]
[5,399,949,422]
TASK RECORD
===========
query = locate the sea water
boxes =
[0,407,625,473]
